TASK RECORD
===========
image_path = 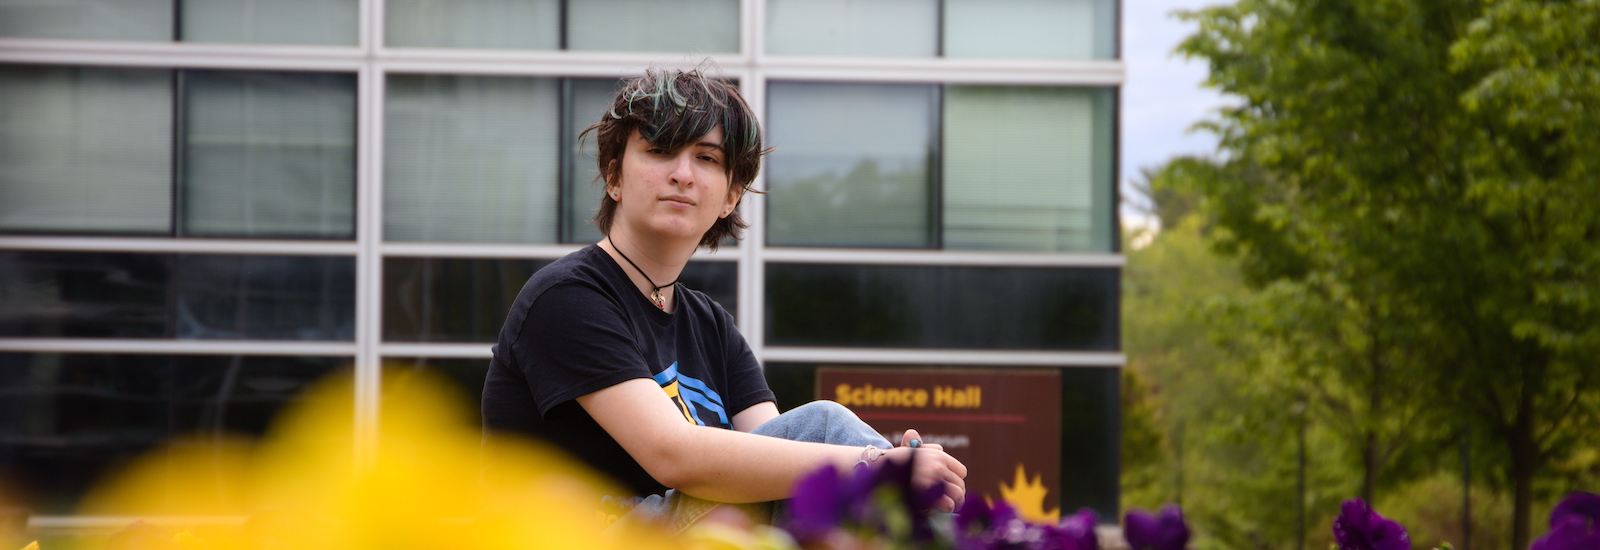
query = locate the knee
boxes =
[792,400,855,421]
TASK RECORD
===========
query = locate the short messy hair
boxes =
[583,67,766,250]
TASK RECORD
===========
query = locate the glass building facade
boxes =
[0,0,1123,523]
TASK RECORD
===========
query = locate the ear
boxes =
[722,185,744,218]
[603,159,620,198]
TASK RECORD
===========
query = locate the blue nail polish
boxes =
[909,439,921,448]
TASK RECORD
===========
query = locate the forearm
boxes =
[653,427,864,503]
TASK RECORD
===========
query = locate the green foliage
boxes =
[1137,0,1600,547]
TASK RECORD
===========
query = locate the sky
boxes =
[1119,0,1231,231]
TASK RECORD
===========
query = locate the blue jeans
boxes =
[613,400,891,534]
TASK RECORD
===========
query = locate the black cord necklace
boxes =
[612,243,676,311]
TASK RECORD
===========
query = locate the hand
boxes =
[889,428,966,512]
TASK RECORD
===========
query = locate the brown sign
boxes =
[816,367,1062,522]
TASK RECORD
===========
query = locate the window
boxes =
[0,65,172,234]
[765,0,938,57]
[567,0,739,53]
[943,86,1115,252]
[766,82,937,248]
[0,0,358,44]
[765,263,1118,350]
[944,0,1117,60]
[385,0,560,49]
[385,75,561,243]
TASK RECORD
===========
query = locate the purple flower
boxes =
[1531,492,1600,550]
[1124,505,1190,550]
[1332,499,1410,550]
[786,463,855,542]
[1037,508,1101,550]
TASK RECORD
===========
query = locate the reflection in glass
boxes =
[182,70,357,239]
[180,0,356,45]
[0,353,344,513]
[386,0,559,49]
[384,257,737,342]
[766,263,1117,350]
[944,0,1116,60]
[386,75,561,243]
[0,252,171,338]
[384,358,489,424]
[0,0,171,40]
[563,78,623,244]
[943,86,1115,252]
[174,255,356,340]
[679,261,738,321]
[0,252,356,340]
[766,82,936,248]
[384,258,550,342]
[765,0,936,57]
[0,65,172,235]
[567,0,738,53]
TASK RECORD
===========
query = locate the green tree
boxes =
[1172,0,1600,546]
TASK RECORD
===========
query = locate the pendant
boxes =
[650,290,666,310]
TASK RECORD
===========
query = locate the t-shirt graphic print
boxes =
[654,361,731,428]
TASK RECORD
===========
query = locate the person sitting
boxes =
[481,67,966,531]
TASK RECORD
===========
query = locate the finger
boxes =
[934,494,956,513]
[920,443,944,452]
[900,428,922,447]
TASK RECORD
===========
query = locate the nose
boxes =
[668,150,695,187]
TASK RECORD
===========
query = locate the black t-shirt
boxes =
[482,245,774,497]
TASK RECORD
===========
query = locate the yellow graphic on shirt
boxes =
[659,380,696,424]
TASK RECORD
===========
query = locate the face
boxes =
[607,126,741,244]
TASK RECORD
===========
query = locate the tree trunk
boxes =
[1508,381,1536,550]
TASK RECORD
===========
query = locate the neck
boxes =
[600,229,693,311]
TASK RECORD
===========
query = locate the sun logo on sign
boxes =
[999,463,1059,524]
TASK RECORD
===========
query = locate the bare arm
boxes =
[731,401,779,433]
[577,379,966,507]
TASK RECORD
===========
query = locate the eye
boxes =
[646,148,669,155]
[699,154,721,164]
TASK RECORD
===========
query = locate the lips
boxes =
[660,194,697,207]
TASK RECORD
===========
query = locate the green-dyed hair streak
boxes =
[584,67,767,250]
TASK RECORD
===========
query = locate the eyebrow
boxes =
[695,140,725,152]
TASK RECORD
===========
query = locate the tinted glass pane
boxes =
[174,254,356,340]
[0,252,355,340]
[766,82,935,248]
[383,257,736,342]
[386,0,559,49]
[385,75,561,243]
[384,258,551,342]
[0,251,170,338]
[182,70,356,239]
[766,263,1118,350]
[679,261,737,320]
[944,0,1116,60]
[563,78,622,243]
[943,86,1115,252]
[0,353,345,514]
[384,358,490,425]
[763,362,1120,519]
[0,0,171,40]
[567,0,738,53]
[181,0,356,45]
[765,0,936,57]
[0,65,172,235]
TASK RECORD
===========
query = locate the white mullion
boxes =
[742,0,761,65]
[375,50,750,78]
[760,56,1125,86]
[0,236,358,255]
[353,61,384,470]
[0,38,362,71]
[761,347,1125,368]
[380,342,495,359]
[739,67,768,363]
[763,247,1125,268]
[0,338,356,356]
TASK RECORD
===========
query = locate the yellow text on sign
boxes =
[834,383,982,409]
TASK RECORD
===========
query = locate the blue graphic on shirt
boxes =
[652,362,729,427]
